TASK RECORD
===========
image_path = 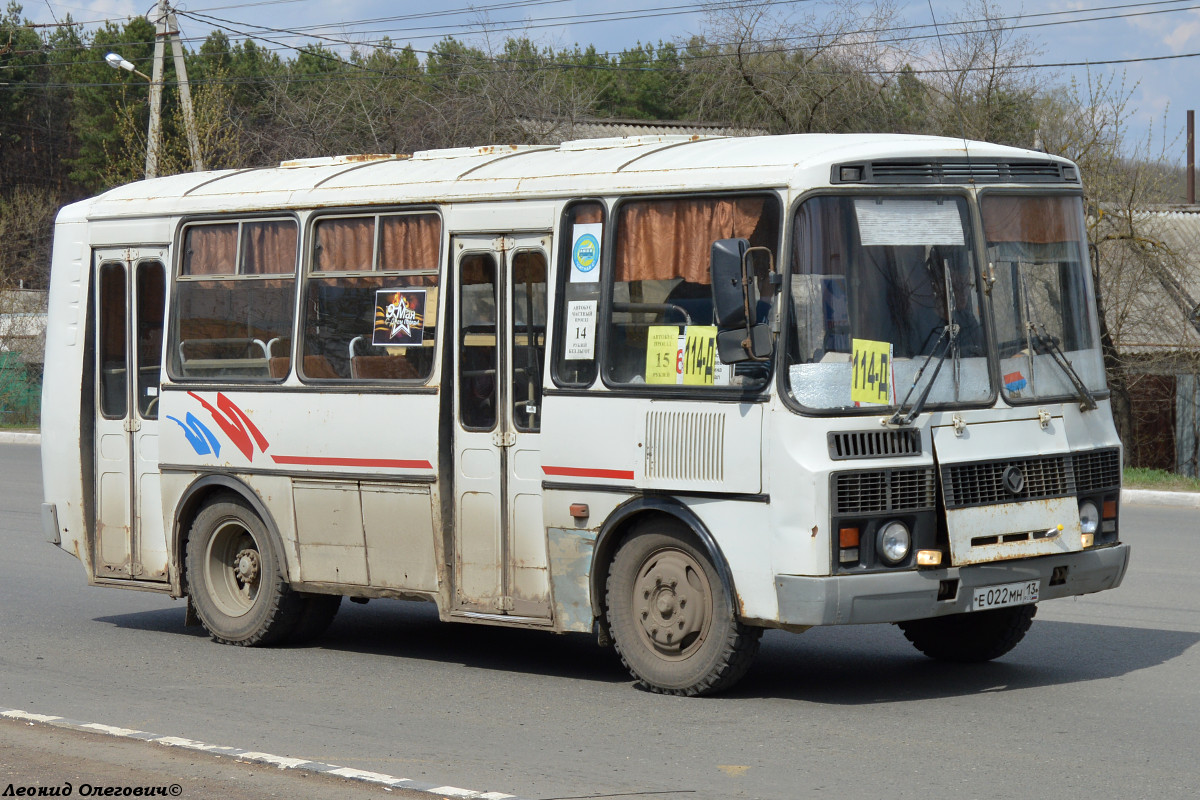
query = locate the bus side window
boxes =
[302,213,440,382]
[552,201,604,388]
[604,194,780,389]
[171,220,297,381]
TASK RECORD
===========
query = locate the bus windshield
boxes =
[981,194,1106,403]
[786,195,991,412]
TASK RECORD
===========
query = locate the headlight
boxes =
[877,521,911,565]
[1078,500,1100,536]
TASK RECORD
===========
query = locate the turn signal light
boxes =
[1102,500,1117,519]
[917,550,943,567]
[839,527,860,548]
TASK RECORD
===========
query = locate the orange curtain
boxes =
[982,196,1083,244]
[242,220,298,275]
[379,214,440,272]
[183,224,238,275]
[614,197,769,284]
[572,203,604,225]
[315,217,374,271]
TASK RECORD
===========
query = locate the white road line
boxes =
[1,707,525,800]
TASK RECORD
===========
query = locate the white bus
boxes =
[41,134,1131,695]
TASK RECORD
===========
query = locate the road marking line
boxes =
[1,707,527,800]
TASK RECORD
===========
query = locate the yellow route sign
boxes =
[851,338,893,405]
[645,326,680,384]
[682,326,718,386]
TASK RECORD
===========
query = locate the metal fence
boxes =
[0,354,41,428]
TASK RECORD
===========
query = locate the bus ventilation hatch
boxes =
[645,410,725,482]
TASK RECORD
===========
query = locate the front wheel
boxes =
[898,604,1037,662]
[185,496,304,646]
[606,524,761,696]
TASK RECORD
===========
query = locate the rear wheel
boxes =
[185,497,304,646]
[898,604,1037,662]
[606,523,760,696]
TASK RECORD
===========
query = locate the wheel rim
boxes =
[630,546,713,661]
[203,518,262,618]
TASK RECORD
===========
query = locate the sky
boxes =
[19,0,1200,163]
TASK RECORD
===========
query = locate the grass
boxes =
[1123,467,1200,492]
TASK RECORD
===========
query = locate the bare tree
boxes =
[686,0,913,133]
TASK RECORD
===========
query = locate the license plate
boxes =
[971,580,1040,611]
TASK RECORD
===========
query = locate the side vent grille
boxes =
[1073,448,1122,493]
[833,468,936,515]
[645,410,725,482]
[829,429,921,460]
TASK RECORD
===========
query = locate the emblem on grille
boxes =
[1001,465,1025,496]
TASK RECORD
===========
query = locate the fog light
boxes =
[877,521,911,565]
[1078,500,1100,536]
[1081,533,1095,548]
[917,549,942,567]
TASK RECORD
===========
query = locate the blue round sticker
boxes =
[572,234,599,272]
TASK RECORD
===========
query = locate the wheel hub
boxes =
[635,552,708,654]
[234,548,260,586]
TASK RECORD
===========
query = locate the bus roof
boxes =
[70,133,1072,221]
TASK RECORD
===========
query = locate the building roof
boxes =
[1095,205,1200,359]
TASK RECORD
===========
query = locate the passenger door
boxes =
[92,250,169,583]
[452,234,551,620]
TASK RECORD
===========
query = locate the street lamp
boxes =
[105,50,164,178]
[103,28,203,179]
[104,52,151,82]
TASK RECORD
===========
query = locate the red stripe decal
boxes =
[542,466,635,480]
[271,455,433,470]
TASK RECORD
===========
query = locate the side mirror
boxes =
[711,238,773,363]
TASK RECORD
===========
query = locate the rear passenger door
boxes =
[451,234,551,620]
[92,249,169,583]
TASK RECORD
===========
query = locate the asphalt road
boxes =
[2,441,1198,800]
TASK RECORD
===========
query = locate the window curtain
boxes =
[379,214,440,272]
[314,217,374,271]
[982,196,1083,244]
[242,220,298,275]
[182,224,238,275]
[615,197,770,284]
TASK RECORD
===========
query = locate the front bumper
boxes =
[775,543,1130,627]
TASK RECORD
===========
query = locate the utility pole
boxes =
[145,0,166,179]
[144,0,203,178]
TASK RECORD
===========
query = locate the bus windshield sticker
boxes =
[645,325,680,384]
[374,289,427,346]
[565,300,597,360]
[853,199,965,247]
[851,338,894,405]
[682,326,718,386]
[569,223,602,283]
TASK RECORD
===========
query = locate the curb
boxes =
[0,431,39,444]
[0,708,526,800]
[1121,488,1200,509]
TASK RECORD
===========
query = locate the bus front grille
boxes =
[833,468,936,515]
[942,455,1073,509]
[1072,448,1122,492]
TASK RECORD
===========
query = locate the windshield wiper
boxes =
[888,323,958,426]
[1013,262,1097,412]
[1027,322,1098,411]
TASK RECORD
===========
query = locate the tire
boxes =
[290,594,342,644]
[185,496,304,646]
[898,604,1037,662]
[606,523,761,696]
